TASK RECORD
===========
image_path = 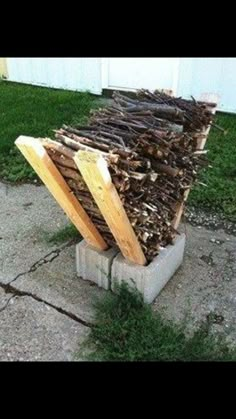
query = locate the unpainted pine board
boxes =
[75,150,147,266]
[15,136,108,251]
[197,93,219,150]
[172,189,190,230]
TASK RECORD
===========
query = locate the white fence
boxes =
[6,58,236,113]
[7,58,102,94]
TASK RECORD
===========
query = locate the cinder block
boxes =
[111,234,186,303]
[76,240,119,290]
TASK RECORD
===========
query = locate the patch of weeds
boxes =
[81,283,236,361]
[45,224,82,244]
[0,149,36,183]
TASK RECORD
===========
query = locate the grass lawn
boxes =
[0,80,98,182]
[189,113,236,220]
[82,283,236,361]
[0,80,236,220]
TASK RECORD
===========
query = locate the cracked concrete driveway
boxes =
[0,181,106,361]
[0,181,236,360]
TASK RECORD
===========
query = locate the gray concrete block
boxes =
[76,240,119,290]
[111,234,186,303]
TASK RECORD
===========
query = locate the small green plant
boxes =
[45,223,81,244]
[84,283,236,361]
[0,149,36,183]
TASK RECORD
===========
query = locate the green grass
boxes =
[189,113,236,220]
[84,283,236,361]
[45,223,82,244]
[0,81,98,182]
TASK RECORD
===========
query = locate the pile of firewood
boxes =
[40,90,216,262]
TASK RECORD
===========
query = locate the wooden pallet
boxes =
[15,93,218,266]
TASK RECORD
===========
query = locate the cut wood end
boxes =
[75,150,112,187]
[40,137,60,146]
[15,135,46,158]
[76,149,102,163]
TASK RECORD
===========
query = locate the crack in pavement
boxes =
[0,295,14,313]
[0,282,92,327]
[9,239,76,285]
[0,238,93,327]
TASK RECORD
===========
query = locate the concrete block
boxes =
[111,234,186,303]
[76,240,119,290]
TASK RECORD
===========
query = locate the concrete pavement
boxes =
[1,181,236,360]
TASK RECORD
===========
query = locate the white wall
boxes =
[7,58,102,95]
[177,58,236,113]
[6,58,236,113]
[103,58,179,92]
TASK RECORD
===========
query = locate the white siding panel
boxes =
[218,58,236,112]
[177,58,236,113]
[7,58,102,95]
[107,58,179,92]
[63,58,82,91]
[177,58,222,100]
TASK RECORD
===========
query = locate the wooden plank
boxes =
[75,150,147,266]
[197,93,219,150]
[172,189,190,230]
[172,93,219,230]
[15,136,108,251]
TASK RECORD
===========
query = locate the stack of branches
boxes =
[114,90,216,131]
[40,90,216,263]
